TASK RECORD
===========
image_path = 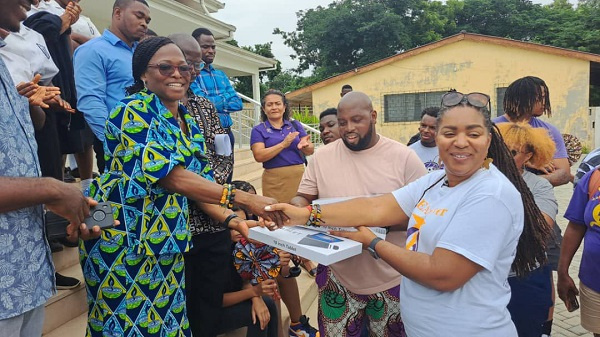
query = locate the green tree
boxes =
[227,40,281,98]
[274,0,600,89]
[275,0,418,79]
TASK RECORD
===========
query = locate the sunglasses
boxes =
[187,61,204,72]
[441,92,490,108]
[147,64,192,77]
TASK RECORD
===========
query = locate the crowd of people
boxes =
[1,0,600,337]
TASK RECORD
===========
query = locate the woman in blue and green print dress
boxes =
[80,37,278,337]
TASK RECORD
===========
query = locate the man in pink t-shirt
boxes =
[291,92,427,336]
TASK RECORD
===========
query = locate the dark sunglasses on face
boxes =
[147,64,192,77]
[441,92,490,108]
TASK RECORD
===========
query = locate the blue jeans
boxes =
[0,305,45,337]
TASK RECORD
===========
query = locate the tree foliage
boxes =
[274,0,600,84]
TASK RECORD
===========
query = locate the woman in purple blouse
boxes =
[250,89,314,204]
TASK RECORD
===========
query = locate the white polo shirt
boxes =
[28,0,101,40]
[0,24,58,85]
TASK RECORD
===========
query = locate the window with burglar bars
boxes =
[496,87,507,117]
[384,91,447,122]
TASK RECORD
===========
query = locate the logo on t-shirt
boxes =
[406,200,448,251]
[424,159,444,172]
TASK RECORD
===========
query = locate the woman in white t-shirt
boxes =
[265,92,550,336]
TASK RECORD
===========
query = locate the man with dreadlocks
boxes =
[494,76,570,336]
[494,76,571,187]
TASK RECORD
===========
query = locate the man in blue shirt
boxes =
[74,0,150,173]
[191,27,243,181]
[0,0,99,335]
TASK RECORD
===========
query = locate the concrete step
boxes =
[43,313,86,337]
[232,156,263,178]
[51,246,80,273]
[233,148,255,162]
[232,166,263,192]
[43,263,87,335]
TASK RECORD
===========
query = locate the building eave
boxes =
[286,32,600,101]
[216,42,278,69]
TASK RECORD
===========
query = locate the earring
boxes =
[482,157,493,170]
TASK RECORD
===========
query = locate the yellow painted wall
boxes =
[311,40,592,146]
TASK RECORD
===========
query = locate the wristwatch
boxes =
[367,237,383,259]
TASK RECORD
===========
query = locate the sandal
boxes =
[299,258,317,278]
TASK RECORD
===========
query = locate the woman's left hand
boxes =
[330,226,377,249]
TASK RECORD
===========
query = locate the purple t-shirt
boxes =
[250,120,307,169]
[493,115,568,159]
[564,168,600,292]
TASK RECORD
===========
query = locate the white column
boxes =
[252,72,261,122]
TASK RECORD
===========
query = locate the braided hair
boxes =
[438,104,552,277]
[260,89,291,122]
[503,76,551,120]
[126,36,175,95]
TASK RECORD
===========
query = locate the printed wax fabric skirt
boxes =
[262,164,304,203]
[80,242,190,337]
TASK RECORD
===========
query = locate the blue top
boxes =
[74,29,137,141]
[84,89,214,256]
[493,115,568,159]
[564,168,600,293]
[0,39,54,319]
[190,64,243,128]
[250,120,307,169]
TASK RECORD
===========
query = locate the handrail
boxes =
[237,92,260,106]
[237,92,321,135]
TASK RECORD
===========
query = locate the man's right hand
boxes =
[45,179,90,229]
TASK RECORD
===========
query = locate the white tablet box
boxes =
[249,225,362,266]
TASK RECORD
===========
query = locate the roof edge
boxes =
[287,32,600,99]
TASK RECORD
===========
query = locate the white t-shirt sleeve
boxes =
[436,195,519,272]
[392,174,435,217]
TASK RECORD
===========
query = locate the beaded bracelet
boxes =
[228,188,236,209]
[219,184,229,207]
[305,204,324,227]
[219,184,237,209]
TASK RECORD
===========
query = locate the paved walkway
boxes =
[551,172,590,337]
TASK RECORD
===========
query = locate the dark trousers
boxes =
[217,296,278,337]
[225,128,234,183]
[93,136,105,174]
[184,230,231,337]
[35,110,62,180]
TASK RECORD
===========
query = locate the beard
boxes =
[342,124,375,151]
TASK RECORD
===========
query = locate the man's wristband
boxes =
[222,213,239,229]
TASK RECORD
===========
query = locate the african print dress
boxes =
[80,89,214,337]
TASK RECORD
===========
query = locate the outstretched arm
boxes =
[266,193,409,229]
